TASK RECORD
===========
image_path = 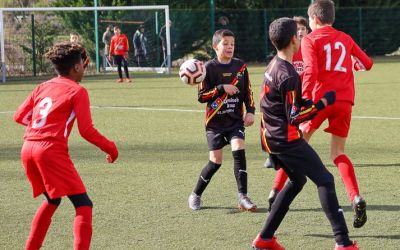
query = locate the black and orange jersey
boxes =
[260,56,319,153]
[198,58,255,132]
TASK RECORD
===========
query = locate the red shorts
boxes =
[300,101,352,138]
[21,140,86,199]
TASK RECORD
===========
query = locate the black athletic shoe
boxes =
[268,188,279,212]
[352,195,367,228]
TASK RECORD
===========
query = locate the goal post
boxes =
[0,5,171,83]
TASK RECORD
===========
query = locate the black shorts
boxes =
[271,140,334,186]
[206,127,245,151]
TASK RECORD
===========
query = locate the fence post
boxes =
[358,7,363,48]
[210,0,215,37]
[94,0,100,73]
[31,14,36,77]
[263,9,268,62]
[0,10,5,83]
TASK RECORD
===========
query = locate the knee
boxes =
[317,171,335,187]
[68,193,93,208]
[44,193,62,206]
[288,176,307,192]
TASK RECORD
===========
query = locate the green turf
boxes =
[1,61,400,249]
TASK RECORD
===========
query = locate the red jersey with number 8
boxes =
[301,26,373,104]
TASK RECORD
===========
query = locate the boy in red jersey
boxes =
[14,42,118,250]
[301,0,373,228]
[265,16,311,211]
[252,17,358,250]
[109,26,131,83]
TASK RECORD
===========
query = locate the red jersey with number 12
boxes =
[14,76,114,152]
[301,26,373,104]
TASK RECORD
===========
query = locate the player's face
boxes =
[214,36,235,63]
[297,24,308,41]
[114,28,121,35]
[293,34,300,54]
[70,35,79,43]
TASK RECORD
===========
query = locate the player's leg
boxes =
[327,102,366,228]
[114,55,123,82]
[25,193,61,250]
[188,131,225,210]
[300,142,355,248]
[253,154,307,249]
[230,128,256,211]
[267,168,288,212]
[122,57,131,81]
[68,193,93,250]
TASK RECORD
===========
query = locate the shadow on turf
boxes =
[304,233,400,240]
[290,204,400,212]
[201,206,271,214]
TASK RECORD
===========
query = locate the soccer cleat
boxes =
[352,195,367,228]
[264,157,274,168]
[252,234,285,250]
[125,78,132,83]
[334,241,359,250]
[116,78,123,83]
[238,193,257,212]
[188,192,202,211]
[267,188,279,212]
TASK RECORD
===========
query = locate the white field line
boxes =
[2,106,400,120]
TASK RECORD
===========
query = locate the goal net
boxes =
[0,6,171,83]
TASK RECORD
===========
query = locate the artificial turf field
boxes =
[1,60,399,249]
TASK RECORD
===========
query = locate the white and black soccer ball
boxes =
[179,59,206,85]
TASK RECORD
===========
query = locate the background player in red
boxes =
[109,26,131,83]
[301,0,373,228]
[14,42,118,250]
[253,17,358,250]
[266,16,312,211]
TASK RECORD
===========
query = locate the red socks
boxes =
[272,168,288,191]
[334,154,359,201]
[74,206,93,250]
[25,201,58,250]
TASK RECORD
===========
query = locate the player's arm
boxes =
[198,68,224,103]
[73,88,118,162]
[351,39,373,71]
[109,38,114,58]
[14,92,34,126]
[242,67,255,127]
[301,36,318,100]
[281,77,335,126]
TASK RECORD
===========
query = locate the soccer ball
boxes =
[179,59,206,85]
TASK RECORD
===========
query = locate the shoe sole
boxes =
[353,199,367,228]
[239,204,257,212]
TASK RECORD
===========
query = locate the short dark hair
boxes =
[269,17,297,50]
[70,31,79,37]
[212,29,235,46]
[293,16,312,33]
[308,0,335,25]
[45,42,84,76]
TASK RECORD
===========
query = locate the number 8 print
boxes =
[32,97,53,129]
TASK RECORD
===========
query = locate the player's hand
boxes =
[223,85,239,95]
[322,91,336,106]
[123,52,129,60]
[314,91,335,111]
[106,142,118,163]
[244,113,255,127]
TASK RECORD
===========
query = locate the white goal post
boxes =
[0,5,171,83]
